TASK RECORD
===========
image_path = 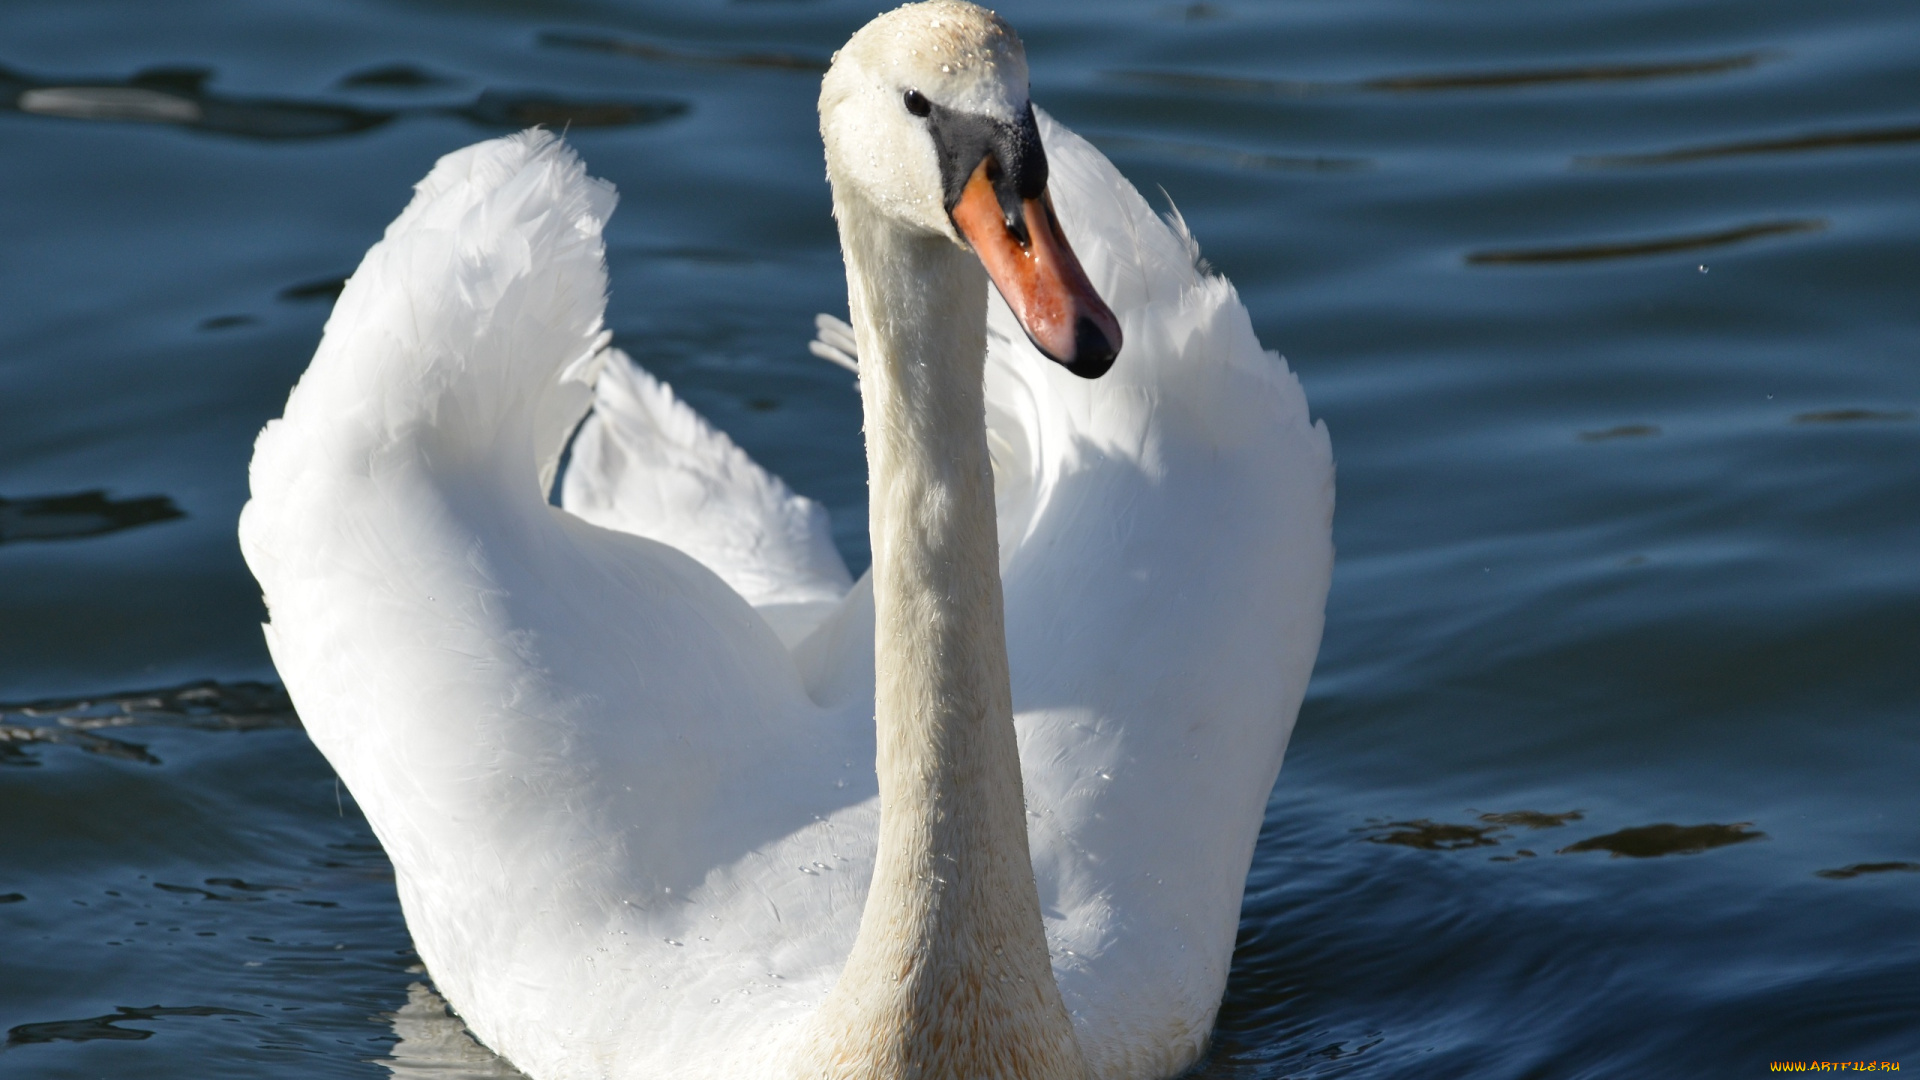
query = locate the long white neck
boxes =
[794,190,1086,1080]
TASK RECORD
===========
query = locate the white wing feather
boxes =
[561,351,853,646]
[242,131,876,1080]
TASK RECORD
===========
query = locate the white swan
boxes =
[240,4,1332,1079]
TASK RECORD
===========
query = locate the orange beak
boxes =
[950,158,1122,378]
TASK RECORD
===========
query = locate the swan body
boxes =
[240,4,1332,1078]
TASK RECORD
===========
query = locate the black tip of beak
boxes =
[1060,316,1118,379]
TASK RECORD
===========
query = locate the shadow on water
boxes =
[7,1005,257,1046]
[1466,218,1824,265]
[1107,51,1768,99]
[1579,122,1920,167]
[0,490,183,545]
[0,61,686,139]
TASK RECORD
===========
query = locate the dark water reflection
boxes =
[1088,133,1369,174]
[1577,423,1661,442]
[1580,122,1920,167]
[1816,862,1920,881]
[1112,50,1771,99]
[8,1004,258,1046]
[1557,822,1766,858]
[0,490,183,544]
[1465,218,1825,264]
[1,0,1916,1076]
[338,65,456,90]
[540,30,832,74]
[2,61,685,140]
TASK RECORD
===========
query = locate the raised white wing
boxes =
[561,351,852,646]
[241,132,878,1080]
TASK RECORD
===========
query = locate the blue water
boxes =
[3,0,1916,1076]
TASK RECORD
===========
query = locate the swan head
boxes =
[820,1,1121,377]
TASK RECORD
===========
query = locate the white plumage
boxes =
[242,100,1330,1079]
[563,353,853,647]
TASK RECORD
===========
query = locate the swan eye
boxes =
[903,89,931,117]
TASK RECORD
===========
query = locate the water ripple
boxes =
[1579,122,1920,167]
[1107,51,1770,99]
[539,30,829,74]
[1,61,686,139]
[7,1005,258,1046]
[1466,218,1826,265]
